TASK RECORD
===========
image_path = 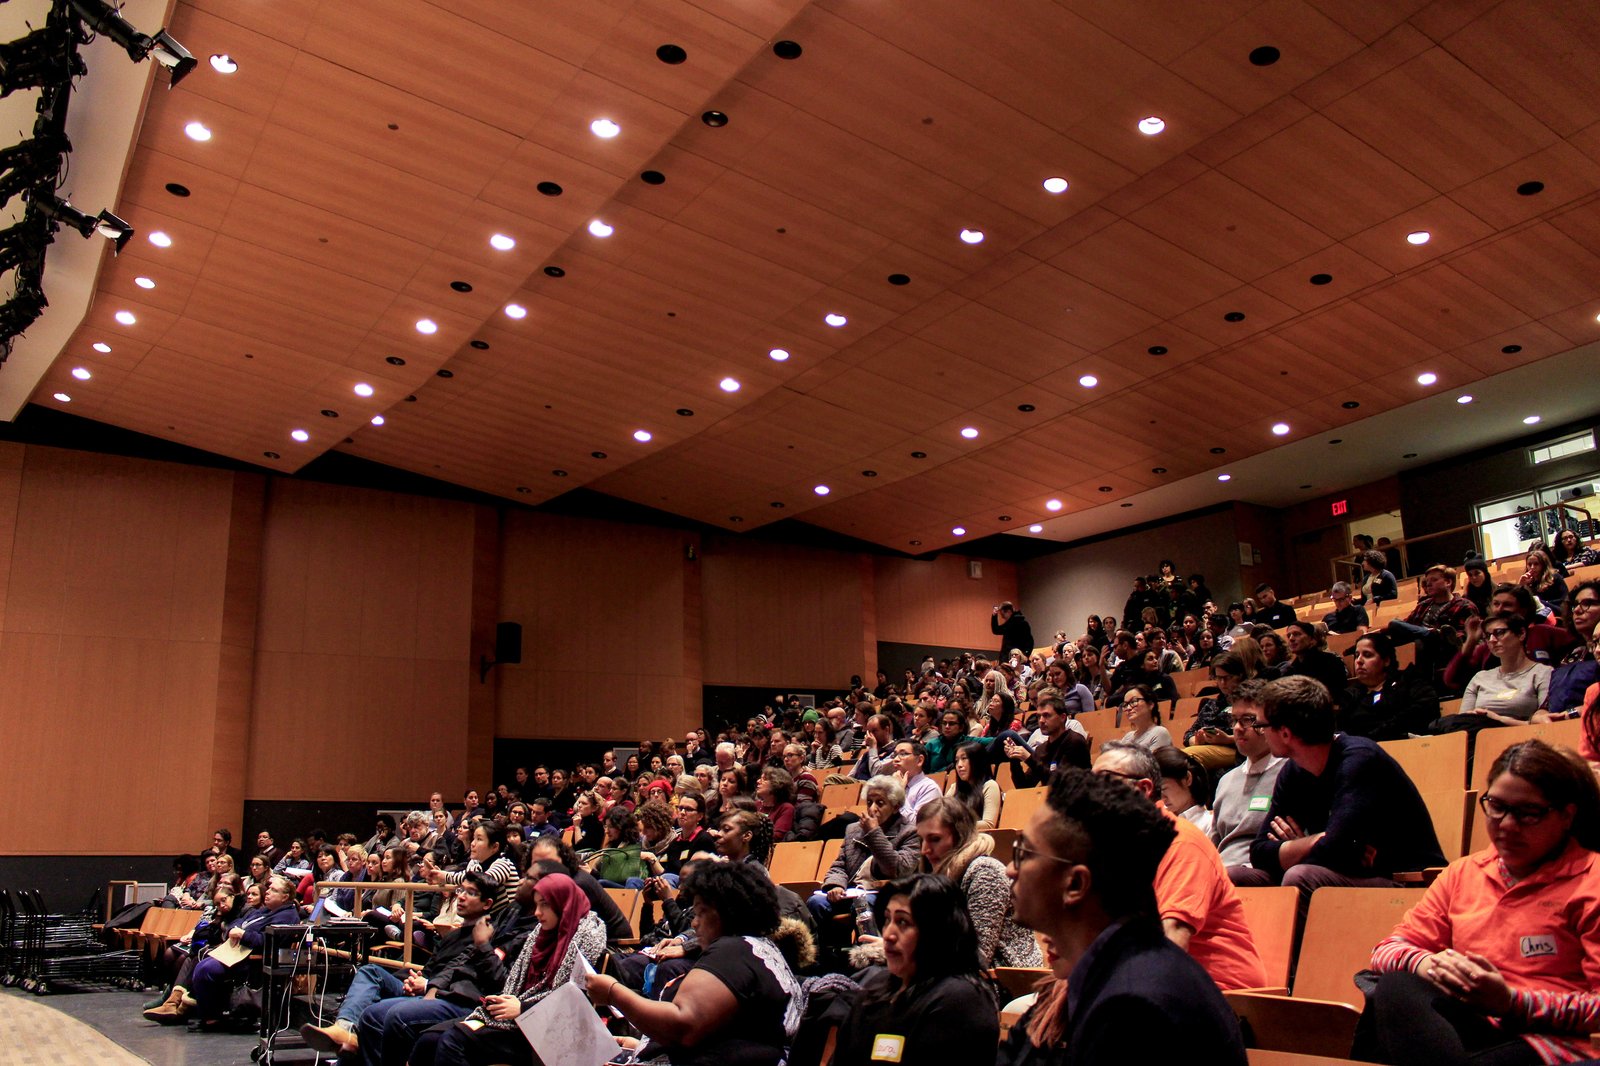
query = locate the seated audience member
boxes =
[706,766,748,826]
[1461,554,1494,617]
[779,742,822,797]
[1388,564,1481,672]
[946,740,1001,830]
[364,815,400,855]
[1339,632,1441,741]
[254,830,283,871]
[271,840,307,876]
[754,766,797,840]
[299,870,511,1057]
[714,807,769,868]
[1155,747,1214,837]
[1521,547,1569,619]
[890,740,941,821]
[1111,648,1180,710]
[521,797,560,841]
[1257,627,1290,675]
[1443,584,1573,691]
[1252,583,1298,630]
[1209,680,1287,885]
[1093,743,1266,991]
[1360,740,1600,1066]
[923,708,979,773]
[1280,621,1351,713]
[143,878,247,1022]
[785,774,826,842]
[833,873,999,1065]
[586,805,646,887]
[1243,676,1445,893]
[1000,768,1248,1066]
[1041,658,1096,721]
[1551,528,1599,572]
[808,716,845,770]
[1322,581,1370,634]
[1548,580,1599,716]
[999,693,1091,787]
[1360,549,1401,608]
[422,821,520,906]
[297,845,345,910]
[1119,684,1174,752]
[525,839,633,945]
[1145,628,1185,674]
[563,790,604,852]
[633,791,710,887]
[1207,610,1235,652]
[913,798,1041,969]
[187,874,300,1027]
[1436,613,1553,731]
[809,775,920,929]
[1182,654,1248,773]
[582,862,804,1065]
[407,872,606,1066]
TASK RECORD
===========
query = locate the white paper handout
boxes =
[515,981,619,1066]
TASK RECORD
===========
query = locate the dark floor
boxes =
[6,985,332,1065]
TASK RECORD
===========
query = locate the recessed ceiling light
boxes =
[633,429,653,442]
[209,54,237,74]
[71,367,90,380]
[951,526,966,536]
[1042,177,1069,194]
[1138,116,1165,135]
[1271,422,1290,436]
[719,377,741,393]
[489,233,516,251]
[1045,499,1063,511]
[591,118,621,138]
[960,426,979,439]
[959,229,985,244]
[290,429,310,442]
[824,313,847,327]
[1217,473,1232,482]
[114,310,136,325]
[370,415,385,426]
[1029,524,1044,533]
[814,485,830,496]
[1416,372,1438,386]
[92,342,110,353]
[587,219,614,238]
[1078,374,1098,388]
[1523,415,1541,425]
[353,383,374,397]
[53,392,71,402]
[1456,394,1473,404]
[504,303,527,319]
[415,318,438,335]
[134,276,155,289]
[148,231,172,248]
[768,347,790,361]
[1406,230,1431,245]
[184,121,212,142]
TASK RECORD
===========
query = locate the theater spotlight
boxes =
[0,23,85,98]
[0,133,71,210]
[67,0,195,86]
[30,192,133,253]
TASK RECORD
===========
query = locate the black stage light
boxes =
[0,23,85,97]
[31,192,133,253]
[67,0,196,86]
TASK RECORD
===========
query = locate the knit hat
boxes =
[1462,552,1489,576]
[801,708,822,724]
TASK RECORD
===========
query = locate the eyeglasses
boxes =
[1093,767,1147,784]
[1484,628,1512,640]
[1232,717,1267,731]
[1120,697,1147,709]
[1478,794,1555,826]
[1011,835,1080,869]
[1574,599,1600,611]
[675,805,700,813]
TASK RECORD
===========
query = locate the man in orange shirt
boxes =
[1093,741,1267,991]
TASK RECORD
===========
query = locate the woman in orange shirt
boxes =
[1361,740,1600,1065]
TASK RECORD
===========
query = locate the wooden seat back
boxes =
[997,787,1047,831]
[769,841,823,888]
[1292,887,1422,1006]
[1472,718,1585,791]
[1234,887,1298,991]
[1378,731,1467,796]
[820,782,861,809]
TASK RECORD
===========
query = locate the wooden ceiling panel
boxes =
[1189,96,1314,170]
[1288,21,1431,111]
[1128,169,1333,283]
[910,304,1092,382]
[1093,152,1211,222]
[1218,332,1366,400]
[1168,284,1302,346]
[1339,195,1496,274]
[166,5,299,120]
[476,140,629,229]
[1058,66,1242,175]
[419,0,632,59]
[575,0,767,116]
[197,237,398,331]
[1068,0,1257,65]
[1051,220,1243,319]
[187,0,324,47]
[861,335,1028,407]
[1298,0,1428,47]
[1449,224,1600,320]
[663,80,801,172]
[119,150,239,231]
[621,223,825,317]
[1250,242,1392,313]
[520,70,694,178]
[97,255,199,318]
[1536,302,1600,348]
[800,366,967,433]
[1440,0,1600,137]
[1168,0,1365,116]
[1273,300,1436,366]
[977,262,1159,352]
[138,92,267,183]
[1096,322,1218,371]
[214,184,432,292]
[1358,265,1531,350]
[1219,114,1438,238]
[1450,141,1600,232]
[1321,48,1557,194]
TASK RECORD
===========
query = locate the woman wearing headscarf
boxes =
[409,871,607,1066]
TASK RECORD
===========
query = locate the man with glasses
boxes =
[1322,581,1369,635]
[1244,676,1444,896]
[1002,767,1247,1064]
[1207,680,1287,886]
[1549,579,1600,718]
[1091,742,1266,991]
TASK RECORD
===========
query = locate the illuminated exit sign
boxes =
[1331,499,1348,516]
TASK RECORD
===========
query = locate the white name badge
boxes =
[1248,795,1272,812]
[1520,934,1557,959]
[871,1034,906,1062]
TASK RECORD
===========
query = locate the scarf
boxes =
[519,873,590,994]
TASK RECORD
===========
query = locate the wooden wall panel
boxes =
[0,448,239,855]
[872,554,1020,650]
[495,513,695,741]
[700,537,868,688]
[245,481,475,802]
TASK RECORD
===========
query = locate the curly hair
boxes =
[1042,767,1174,921]
[681,860,779,937]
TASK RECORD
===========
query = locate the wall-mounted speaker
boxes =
[495,622,523,665]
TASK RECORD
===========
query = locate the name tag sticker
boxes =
[1248,795,1272,812]
[871,1035,906,1062]
[1520,935,1557,959]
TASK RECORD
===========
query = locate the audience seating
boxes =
[1378,732,1468,797]
[770,841,826,895]
[820,782,860,809]
[1234,887,1299,992]
[995,761,1015,792]
[1472,718,1583,790]
[603,887,643,946]
[997,787,1046,831]
[1074,707,1118,751]
[1172,667,1212,697]
[1226,887,1422,1058]
[992,966,1049,1000]
[1172,696,1205,729]
[1324,631,1360,657]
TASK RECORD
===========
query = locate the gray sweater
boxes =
[1210,754,1286,868]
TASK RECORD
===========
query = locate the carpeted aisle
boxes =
[0,989,148,1065]
[0,988,275,1065]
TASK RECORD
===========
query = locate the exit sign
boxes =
[1331,499,1348,516]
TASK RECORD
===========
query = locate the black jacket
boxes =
[1339,670,1440,742]
[422,911,536,1006]
[993,610,1036,658]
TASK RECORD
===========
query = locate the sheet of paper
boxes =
[572,954,622,1015]
[208,940,250,967]
[516,981,620,1066]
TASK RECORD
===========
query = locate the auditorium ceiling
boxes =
[14,0,1600,551]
